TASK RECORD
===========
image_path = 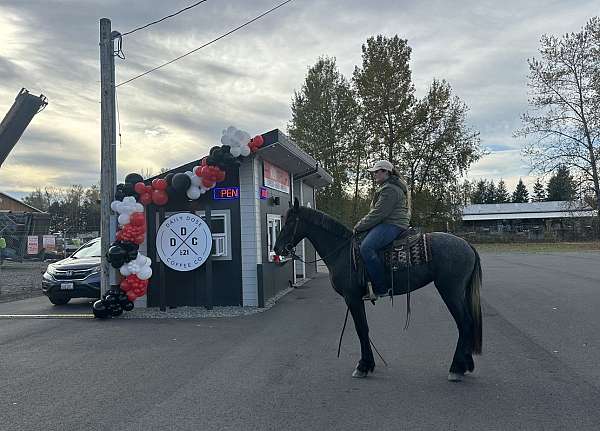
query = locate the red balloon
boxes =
[120,279,131,292]
[134,182,146,194]
[140,192,152,205]
[253,135,264,147]
[151,178,167,190]
[116,230,124,241]
[216,171,226,182]
[130,212,145,226]
[200,166,211,178]
[194,166,203,177]
[202,178,215,188]
[201,157,208,166]
[135,235,145,244]
[152,189,168,206]
[127,291,137,301]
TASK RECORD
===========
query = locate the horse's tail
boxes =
[467,244,483,355]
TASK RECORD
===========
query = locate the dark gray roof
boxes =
[463,201,593,215]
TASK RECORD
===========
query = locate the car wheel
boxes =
[48,293,71,305]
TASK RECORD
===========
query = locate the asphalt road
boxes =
[1,252,599,430]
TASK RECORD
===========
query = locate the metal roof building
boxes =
[462,201,597,221]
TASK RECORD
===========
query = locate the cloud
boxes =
[0,0,596,198]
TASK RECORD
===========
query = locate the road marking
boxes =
[0,314,94,319]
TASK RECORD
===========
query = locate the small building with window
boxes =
[142,129,332,308]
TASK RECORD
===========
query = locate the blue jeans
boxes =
[359,224,405,294]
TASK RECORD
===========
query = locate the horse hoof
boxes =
[448,372,464,382]
[352,369,369,378]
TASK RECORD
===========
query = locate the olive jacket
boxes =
[354,175,410,232]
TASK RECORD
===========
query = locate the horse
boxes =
[273,198,482,382]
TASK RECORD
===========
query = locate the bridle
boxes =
[283,215,351,264]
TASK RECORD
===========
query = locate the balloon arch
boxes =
[93,126,264,318]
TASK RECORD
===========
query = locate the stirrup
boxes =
[362,282,377,301]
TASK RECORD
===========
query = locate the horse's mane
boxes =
[297,206,352,239]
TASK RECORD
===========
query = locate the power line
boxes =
[116,0,295,88]
[121,0,210,37]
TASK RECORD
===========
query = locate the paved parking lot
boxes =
[1,251,599,430]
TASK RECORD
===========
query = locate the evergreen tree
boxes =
[484,180,497,204]
[471,180,487,204]
[512,178,530,203]
[546,166,577,201]
[532,178,546,202]
[496,179,511,203]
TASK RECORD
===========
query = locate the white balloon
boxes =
[185,170,194,178]
[187,187,201,200]
[145,256,151,266]
[123,196,136,206]
[120,265,131,276]
[118,213,130,225]
[137,266,152,280]
[190,175,202,187]
[199,188,207,194]
[240,131,251,143]
[110,201,120,212]
[135,203,144,213]
[230,146,241,157]
[240,145,251,156]
[134,253,146,265]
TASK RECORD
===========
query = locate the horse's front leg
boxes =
[345,296,375,378]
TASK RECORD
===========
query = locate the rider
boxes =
[353,160,411,299]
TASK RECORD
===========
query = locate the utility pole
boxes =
[100,18,118,296]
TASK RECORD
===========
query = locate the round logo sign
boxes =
[156,213,212,271]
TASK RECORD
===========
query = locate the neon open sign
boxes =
[213,187,240,200]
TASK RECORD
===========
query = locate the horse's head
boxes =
[274,197,305,257]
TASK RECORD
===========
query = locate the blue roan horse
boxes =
[274,198,482,382]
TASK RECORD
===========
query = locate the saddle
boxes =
[351,228,432,292]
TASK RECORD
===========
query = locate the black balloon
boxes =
[209,146,221,156]
[123,301,134,312]
[92,300,110,318]
[125,173,144,184]
[206,156,216,166]
[165,185,177,198]
[110,305,123,317]
[107,244,127,268]
[115,183,126,201]
[165,173,175,185]
[172,173,191,192]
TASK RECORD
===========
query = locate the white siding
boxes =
[239,157,262,306]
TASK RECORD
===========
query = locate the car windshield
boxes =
[71,240,101,258]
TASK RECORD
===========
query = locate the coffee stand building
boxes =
[142,129,332,309]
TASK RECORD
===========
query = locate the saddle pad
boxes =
[384,233,432,269]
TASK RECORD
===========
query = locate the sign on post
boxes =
[42,235,56,252]
[156,213,212,272]
[27,236,38,255]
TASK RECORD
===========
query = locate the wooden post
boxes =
[205,205,213,310]
[99,18,118,297]
[159,207,166,312]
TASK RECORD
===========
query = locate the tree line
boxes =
[22,185,100,235]
[468,166,580,204]
[288,35,482,231]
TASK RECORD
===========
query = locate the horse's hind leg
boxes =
[434,278,474,381]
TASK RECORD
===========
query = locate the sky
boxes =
[0,0,597,199]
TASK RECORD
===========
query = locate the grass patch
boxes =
[473,242,600,253]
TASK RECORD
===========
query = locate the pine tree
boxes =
[484,180,497,204]
[532,178,546,202]
[546,166,577,201]
[470,180,487,204]
[512,178,530,203]
[496,179,510,203]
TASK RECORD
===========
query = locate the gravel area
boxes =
[0,261,47,303]
[121,285,295,319]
